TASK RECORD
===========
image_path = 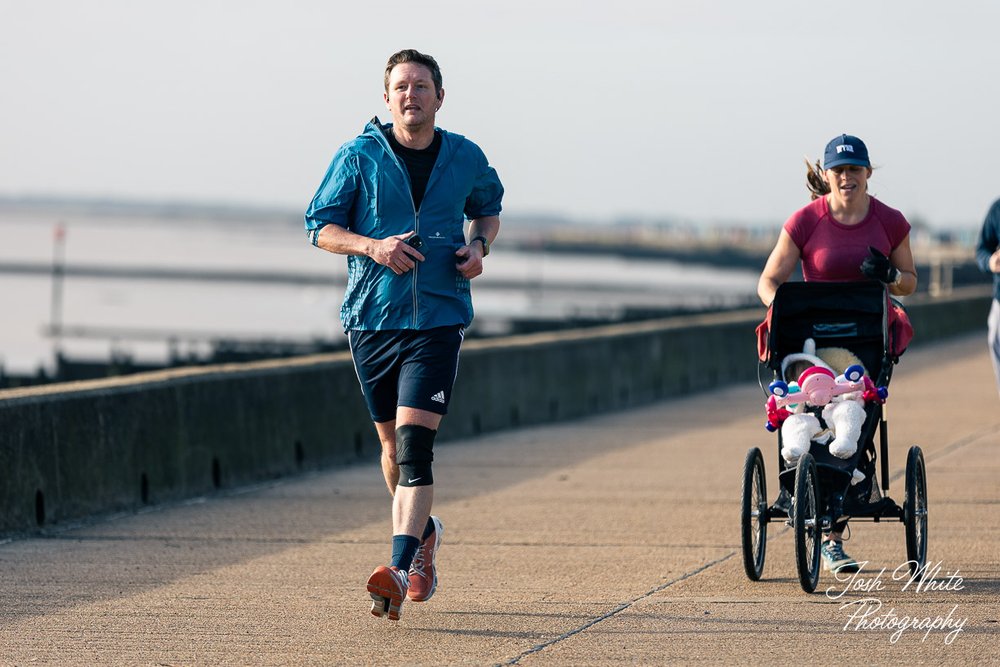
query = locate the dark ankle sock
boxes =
[391,534,421,572]
[421,516,435,541]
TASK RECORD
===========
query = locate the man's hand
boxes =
[455,240,485,279]
[370,232,424,275]
[860,246,900,284]
[990,249,1000,273]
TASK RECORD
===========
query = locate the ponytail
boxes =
[805,157,829,200]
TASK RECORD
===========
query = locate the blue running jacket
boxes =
[305,118,504,332]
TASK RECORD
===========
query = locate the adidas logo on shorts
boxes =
[430,391,446,404]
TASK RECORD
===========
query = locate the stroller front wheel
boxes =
[904,445,928,575]
[794,453,822,593]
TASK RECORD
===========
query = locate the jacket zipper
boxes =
[371,119,421,327]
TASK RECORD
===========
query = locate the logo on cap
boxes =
[823,133,870,169]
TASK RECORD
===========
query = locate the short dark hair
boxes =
[384,49,443,94]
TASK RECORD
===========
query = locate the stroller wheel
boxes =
[793,453,821,593]
[741,447,767,580]
[904,445,928,575]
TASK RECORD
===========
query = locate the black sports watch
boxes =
[471,235,490,257]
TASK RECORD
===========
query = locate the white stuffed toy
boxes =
[765,339,885,484]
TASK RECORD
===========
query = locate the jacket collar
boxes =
[365,116,459,162]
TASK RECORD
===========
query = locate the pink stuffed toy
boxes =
[764,339,888,484]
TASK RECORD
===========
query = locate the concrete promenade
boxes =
[1,333,998,665]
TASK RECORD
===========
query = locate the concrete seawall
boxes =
[1,285,992,537]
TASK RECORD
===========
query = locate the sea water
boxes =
[0,213,759,375]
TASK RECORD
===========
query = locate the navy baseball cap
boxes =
[823,134,870,169]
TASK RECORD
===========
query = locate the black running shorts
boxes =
[348,325,464,423]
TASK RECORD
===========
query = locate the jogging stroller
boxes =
[740,281,928,593]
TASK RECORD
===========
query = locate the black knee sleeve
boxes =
[396,424,436,487]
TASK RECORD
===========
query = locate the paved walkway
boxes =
[1,334,998,666]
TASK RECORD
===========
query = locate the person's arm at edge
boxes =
[975,200,1000,274]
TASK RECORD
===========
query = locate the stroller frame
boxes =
[740,281,928,593]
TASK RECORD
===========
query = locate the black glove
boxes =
[860,246,900,284]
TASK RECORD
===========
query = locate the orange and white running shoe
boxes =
[407,516,443,602]
[367,565,409,621]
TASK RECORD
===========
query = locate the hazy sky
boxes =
[2,1,999,229]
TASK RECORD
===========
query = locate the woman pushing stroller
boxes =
[757,133,918,574]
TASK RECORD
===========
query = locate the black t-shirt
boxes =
[386,130,442,211]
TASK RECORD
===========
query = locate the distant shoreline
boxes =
[507,236,771,271]
[1,195,984,282]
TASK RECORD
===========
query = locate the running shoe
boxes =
[821,540,860,574]
[367,565,409,621]
[407,516,443,602]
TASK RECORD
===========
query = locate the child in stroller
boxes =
[767,337,888,486]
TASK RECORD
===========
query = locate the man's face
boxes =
[384,62,442,131]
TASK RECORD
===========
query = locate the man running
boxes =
[304,49,503,620]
